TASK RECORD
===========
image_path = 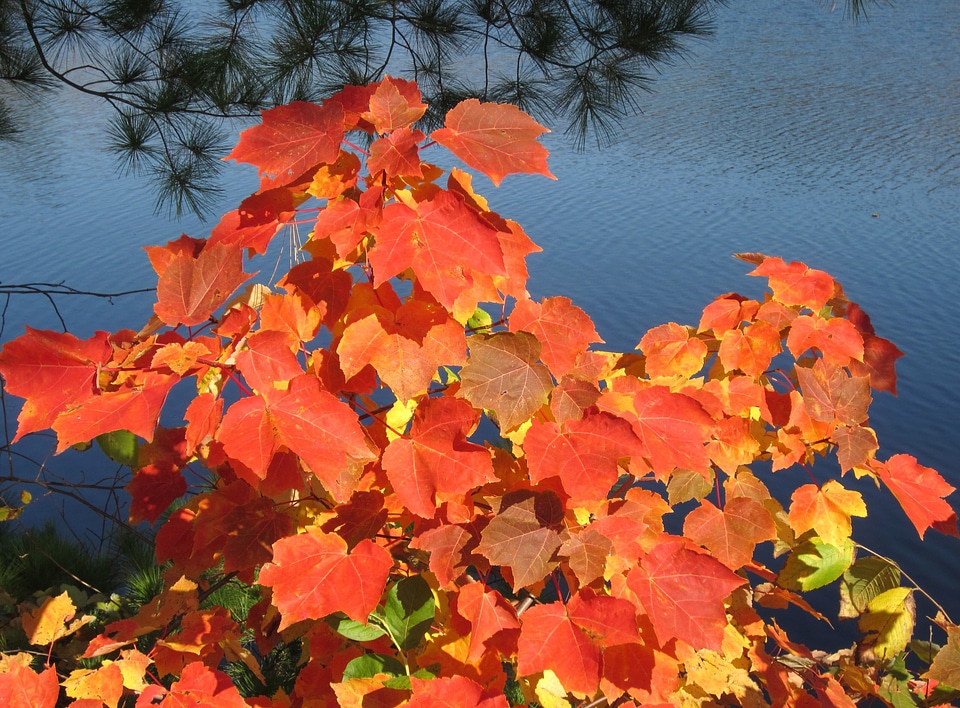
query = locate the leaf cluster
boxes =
[0,77,958,707]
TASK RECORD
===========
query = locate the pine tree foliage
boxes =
[1,0,882,216]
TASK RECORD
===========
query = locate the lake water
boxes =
[2,0,958,637]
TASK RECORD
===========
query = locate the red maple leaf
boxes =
[432,99,555,186]
[456,582,520,663]
[747,256,837,310]
[627,535,745,651]
[478,490,564,589]
[872,454,958,538]
[136,661,247,707]
[154,242,251,327]
[370,190,506,311]
[258,526,393,627]
[509,296,602,378]
[517,601,602,695]
[381,396,496,518]
[408,675,509,708]
[225,100,345,190]
[0,327,111,440]
[524,411,644,503]
[0,662,59,708]
[52,371,178,452]
[684,497,776,570]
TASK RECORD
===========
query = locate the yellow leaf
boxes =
[858,587,914,661]
[22,591,80,646]
[535,670,573,707]
[924,626,960,687]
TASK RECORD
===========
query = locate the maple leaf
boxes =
[456,582,520,663]
[478,489,564,589]
[458,331,553,432]
[638,322,707,379]
[63,663,124,708]
[600,381,715,479]
[136,661,247,708]
[786,314,864,366]
[0,328,112,441]
[627,535,745,651]
[381,396,496,518]
[209,187,301,255]
[872,454,958,538]
[509,296,603,378]
[258,526,393,627]
[236,330,305,399]
[367,127,426,179]
[370,190,506,311]
[361,76,428,134]
[52,371,178,452]
[270,374,378,501]
[747,256,836,310]
[560,527,614,586]
[524,411,644,503]
[408,675,509,708]
[432,99,555,186]
[718,319,782,379]
[846,302,904,394]
[517,601,602,695]
[796,359,871,426]
[337,299,466,403]
[154,241,251,327]
[225,100,345,190]
[833,424,879,472]
[127,427,189,524]
[22,591,83,646]
[409,522,482,588]
[0,662,59,708]
[788,481,867,547]
[684,496,776,570]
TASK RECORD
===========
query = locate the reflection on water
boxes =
[1,0,958,633]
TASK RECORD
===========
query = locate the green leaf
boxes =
[467,306,493,334]
[330,614,388,642]
[96,430,139,467]
[383,574,435,650]
[383,667,437,691]
[909,639,940,666]
[839,556,901,619]
[342,653,405,680]
[858,587,915,662]
[878,672,917,708]
[778,537,854,591]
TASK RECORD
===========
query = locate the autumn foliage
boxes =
[2,76,960,707]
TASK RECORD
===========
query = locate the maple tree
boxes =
[1,75,959,706]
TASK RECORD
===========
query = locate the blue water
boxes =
[1,0,958,636]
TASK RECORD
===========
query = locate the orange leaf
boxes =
[748,256,836,310]
[0,662,59,708]
[872,455,958,539]
[259,526,393,627]
[22,591,79,646]
[524,411,643,503]
[154,242,251,327]
[0,327,111,441]
[381,396,496,518]
[408,675,509,708]
[431,99,555,186]
[684,497,776,570]
[638,322,707,379]
[627,535,745,651]
[510,296,603,379]
[225,100,345,190]
[788,480,867,546]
